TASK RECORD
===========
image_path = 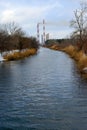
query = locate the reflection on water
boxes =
[0,48,87,130]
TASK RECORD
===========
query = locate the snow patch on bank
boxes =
[0,53,5,61]
[0,49,34,62]
[0,50,19,62]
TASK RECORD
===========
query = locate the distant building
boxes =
[46,33,49,41]
[41,34,44,44]
[41,33,49,44]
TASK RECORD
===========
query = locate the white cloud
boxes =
[0,4,55,23]
[0,0,63,22]
[0,0,77,38]
[77,0,87,2]
[1,9,16,23]
[46,20,69,27]
[49,30,72,39]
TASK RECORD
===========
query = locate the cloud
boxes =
[0,1,62,37]
[46,20,69,27]
[1,9,16,22]
[77,0,87,2]
[49,29,72,39]
[0,0,62,23]
[0,0,80,38]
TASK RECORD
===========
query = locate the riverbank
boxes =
[3,48,38,61]
[46,45,87,78]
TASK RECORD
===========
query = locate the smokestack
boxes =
[43,19,45,44]
[37,23,39,43]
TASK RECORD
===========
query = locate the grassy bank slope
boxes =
[4,48,37,61]
[61,45,87,71]
[46,44,87,78]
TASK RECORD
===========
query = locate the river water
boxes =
[0,47,87,130]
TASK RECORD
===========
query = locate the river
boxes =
[0,47,87,130]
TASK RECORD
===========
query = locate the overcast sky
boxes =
[0,0,86,39]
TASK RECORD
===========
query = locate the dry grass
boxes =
[77,55,87,70]
[47,44,87,78]
[62,45,87,72]
[50,45,60,50]
[4,48,37,61]
[61,45,77,58]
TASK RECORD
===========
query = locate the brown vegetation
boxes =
[4,49,37,61]
[50,44,60,50]
[62,45,87,78]
[45,41,87,77]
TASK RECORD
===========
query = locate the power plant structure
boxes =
[37,19,62,44]
[46,33,49,41]
[37,19,49,44]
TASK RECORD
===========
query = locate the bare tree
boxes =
[0,22,25,52]
[1,22,25,37]
[70,2,87,50]
[0,22,39,53]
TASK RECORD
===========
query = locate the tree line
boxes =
[0,22,39,53]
